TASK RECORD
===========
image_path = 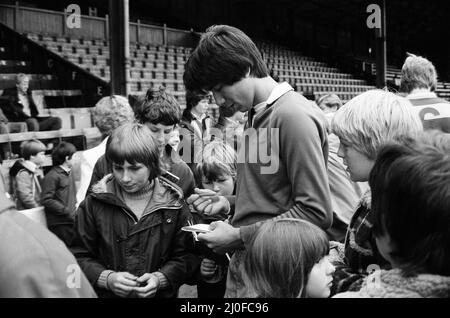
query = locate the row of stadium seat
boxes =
[25,33,377,104]
[297,83,374,93]
[280,76,366,86]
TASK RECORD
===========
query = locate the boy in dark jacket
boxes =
[71,123,199,298]
[41,141,77,245]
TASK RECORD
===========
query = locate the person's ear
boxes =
[375,231,398,267]
[245,68,251,78]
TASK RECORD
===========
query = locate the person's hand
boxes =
[133,273,160,298]
[107,272,138,298]
[197,221,242,254]
[200,258,217,278]
[187,188,229,216]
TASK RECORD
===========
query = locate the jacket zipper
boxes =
[121,204,182,225]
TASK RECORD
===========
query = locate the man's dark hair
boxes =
[370,130,450,277]
[52,142,77,166]
[218,102,240,119]
[183,25,268,92]
[135,87,180,126]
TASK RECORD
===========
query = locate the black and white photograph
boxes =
[0,0,449,303]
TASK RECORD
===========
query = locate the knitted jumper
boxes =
[334,269,450,298]
[331,190,390,295]
[120,181,154,219]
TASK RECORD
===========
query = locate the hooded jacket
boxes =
[0,191,96,298]
[70,174,199,298]
[334,269,450,298]
[9,159,43,210]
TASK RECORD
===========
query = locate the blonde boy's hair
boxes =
[195,141,237,182]
[331,90,423,159]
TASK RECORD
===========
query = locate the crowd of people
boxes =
[0,25,449,298]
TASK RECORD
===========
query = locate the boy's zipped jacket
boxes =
[70,174,199,298]
[9,159,42,210]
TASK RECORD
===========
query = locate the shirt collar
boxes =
[60,165,71,173]
[224,117,240,127]
[266,82,294,105]
[253,82,294,118]
[190,111,206,122]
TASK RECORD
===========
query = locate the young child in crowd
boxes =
[317,94,366,242]
[180,90,214,170]
[71,123,199,298]
[41,141,78,245]
[335,131,450,298]
[330,90,423,294]
[9,139,46,210]
[244,218,335,298]
[192,141,237,298]
[168,128,181,151]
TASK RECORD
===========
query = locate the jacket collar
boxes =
[59,165,71,174]
[22,160,37,173]
[91,174,183,213]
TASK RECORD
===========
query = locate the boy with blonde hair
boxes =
[335,131,450,298]
[330,90,423,294]
[192,141,237,298]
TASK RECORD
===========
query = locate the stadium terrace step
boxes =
[290,76,366,85]
[0,74,55,81]
[0,128,100,143]
[0,46,8,58]
[32,89,83,96]
[24,33,374,102]
[2,154,53,168]
[32,89,84,109]
[274,68,353,79]
[0,60,32,73]
[0,76,56,90]
[0,128,101,157]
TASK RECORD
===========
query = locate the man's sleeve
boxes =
[70,200,108,286]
